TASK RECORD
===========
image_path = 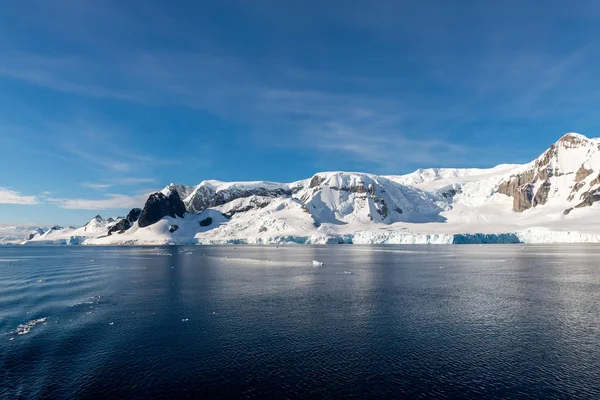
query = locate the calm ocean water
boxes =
[1,245,599,399]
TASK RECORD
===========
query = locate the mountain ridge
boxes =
[20,133,600,245]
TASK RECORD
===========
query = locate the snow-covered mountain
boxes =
[22,133,600,245]
[0,226,48,244]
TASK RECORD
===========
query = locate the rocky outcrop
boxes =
[533,180,551,206]
[309,175,325,188]
[569,182,586,201]
[138,191,186,228]
[221,197,272,218]
[199,217,213,227]
[575,165,593,182]
[168,225,179,233]
[108,208,142,235]
[496,134,598,212]
[26,228,45,240]
[512,184,534,212]
[185,185,292,214]
[591,173,600,187]
[575,190,600,210]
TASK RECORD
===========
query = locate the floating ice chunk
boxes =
[343,271,353,274]
[109,322,114,326]
[212,312,217,315]
[312,260,324,267]
[182,318,189,322]
[37,279,45,283]
[16,317,47,335]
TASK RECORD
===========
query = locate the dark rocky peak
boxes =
[50,225,63,231]
[126,208,142,223]
[26,227,45,240]
[309,175,325,188]
[138,191,186,228]
[108,207,143,235]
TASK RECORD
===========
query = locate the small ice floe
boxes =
[343,271,353,275]
[182,318,189,322]
[90,260,95,263]
[9,337,14,341]
[16,317,47,335]
[109,322,114,326]
[212,312,217,315]
[312,260,324,267]
[37,279,45,283]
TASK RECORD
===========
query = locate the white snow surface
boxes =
[20,133,600,245]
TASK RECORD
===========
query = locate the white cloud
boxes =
[82,182,112,190]
[0,188,39,205]
[82,178,156,190]
[50,193,151,210]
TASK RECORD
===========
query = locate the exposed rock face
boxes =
[591,174,600,187]
[138,192,185,228]
[575,190,600,209]
[199,217,213,227]
[168,225,179,233]
[221,197,272,218]
[27,228,45,240]
[497,134,599,213]
[497,173,538,212]
[127,207,142,223]
[108,208,142,235]
[185,185,292,214]
[533,180,551,207]
[512,184,534,212]
[568,182,585,201]
[309,175,325,188]
[575,165,593,182]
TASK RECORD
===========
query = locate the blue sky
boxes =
[2,0,600,226]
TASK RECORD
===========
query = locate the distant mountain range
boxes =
[14,133,600,245]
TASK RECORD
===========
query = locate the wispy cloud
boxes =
[49,193,151,210]
[81,182,112,190]
[298,121,467,169]
[0,188,39,205]
[82,177,155,190]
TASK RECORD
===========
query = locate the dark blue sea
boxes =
[1,245,599,399]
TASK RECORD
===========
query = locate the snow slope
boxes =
[21,133,600,245]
